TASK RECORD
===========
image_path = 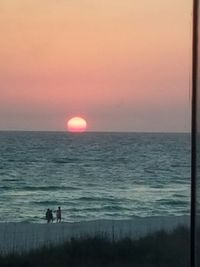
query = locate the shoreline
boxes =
[0,216,189,255]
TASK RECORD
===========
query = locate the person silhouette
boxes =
[56,206,61,222]
[50,209,54,222]
[45,208,51,223]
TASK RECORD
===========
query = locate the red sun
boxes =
[67,117,87,132]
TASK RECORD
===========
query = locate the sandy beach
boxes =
[0,216,189,255]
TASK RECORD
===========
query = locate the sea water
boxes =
[0,132,190,223]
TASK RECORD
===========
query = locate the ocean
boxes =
[0,132,190,223]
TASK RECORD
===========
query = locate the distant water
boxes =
[0,132,190,223]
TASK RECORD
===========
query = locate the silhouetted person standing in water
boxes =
[56,206,61,222]
[46,208,51,223]
[50,209,54,222]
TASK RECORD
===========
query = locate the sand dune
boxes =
[0,216,189,255]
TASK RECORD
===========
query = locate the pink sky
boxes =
[0,0,192,132]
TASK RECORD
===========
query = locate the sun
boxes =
[67,117,87,132]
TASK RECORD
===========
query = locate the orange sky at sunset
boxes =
[0,0,192,132]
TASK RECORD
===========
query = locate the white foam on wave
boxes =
[0,216,189,255]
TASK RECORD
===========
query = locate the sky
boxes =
[0,0,192,132]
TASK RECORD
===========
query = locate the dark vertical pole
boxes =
[191,0,198,266]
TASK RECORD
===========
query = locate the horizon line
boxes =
[0,130,191,134]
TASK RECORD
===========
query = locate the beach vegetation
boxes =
[0,226,189,267]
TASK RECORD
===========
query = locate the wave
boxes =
[102,206,133,212]
[66,206,132,213]
[15,186,79,191]
[6,159,42,163]
[156,199,188,206]
[0,186,11,190]
[52,157,129,164]
[172,194,187,198]
[75,196,130,203]
[32,200,61,205]
[1,178,19,182]
[53,158,81,164]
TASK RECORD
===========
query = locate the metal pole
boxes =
[191,0,199,266]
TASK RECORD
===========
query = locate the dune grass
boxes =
[0,226,189,267]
